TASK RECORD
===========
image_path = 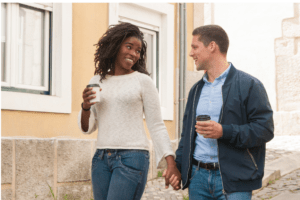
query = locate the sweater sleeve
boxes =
[139,75,176,168]
[77,105,98,134]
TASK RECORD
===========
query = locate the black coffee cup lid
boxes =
[87,84,100,88]
[196,115,211,121]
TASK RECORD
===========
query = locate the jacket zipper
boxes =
[183,84,199,188]
[247,149,258,170]
[217,88,226,194]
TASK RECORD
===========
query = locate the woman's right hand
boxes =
[82,87,97,110]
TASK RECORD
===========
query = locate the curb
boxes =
[253,151,300,194]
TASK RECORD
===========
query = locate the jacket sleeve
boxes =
[220,79,274,148]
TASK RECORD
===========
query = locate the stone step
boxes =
[271,192,300,200]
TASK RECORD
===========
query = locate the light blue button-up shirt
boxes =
[193,64,231,163]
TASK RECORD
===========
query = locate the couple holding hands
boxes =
[78,22,274,200]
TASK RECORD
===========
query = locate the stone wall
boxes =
[274,3,300,135]
[1,138,178,200]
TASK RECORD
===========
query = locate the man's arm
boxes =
[220,80,274,148]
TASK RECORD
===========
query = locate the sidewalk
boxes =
[142,136,300,200]
[252,136,300,200]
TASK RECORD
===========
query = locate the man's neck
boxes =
[206,59,229,83]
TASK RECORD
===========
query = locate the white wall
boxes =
[212,3,294,111]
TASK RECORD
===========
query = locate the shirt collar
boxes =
[203,62,232,83]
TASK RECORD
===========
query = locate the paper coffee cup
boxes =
[196,115,211,136]
[86,84,100,103]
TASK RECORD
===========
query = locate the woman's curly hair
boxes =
[94,22,150,82]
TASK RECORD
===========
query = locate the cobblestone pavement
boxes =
[252,169,300,200]
[142,136,300,200]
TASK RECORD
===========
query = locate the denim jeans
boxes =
[91,149,149,200]
[189,165,252,200]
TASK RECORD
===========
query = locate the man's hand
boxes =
[195,121,223,139]
[162,165,181,190]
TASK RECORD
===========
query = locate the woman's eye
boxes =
[137,50,141,54]
[127,46,131,49]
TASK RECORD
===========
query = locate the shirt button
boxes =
[211,146,213,148]
[210,157,213,160]
[210,101,211,103]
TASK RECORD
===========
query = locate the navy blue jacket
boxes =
[175,64,274,193]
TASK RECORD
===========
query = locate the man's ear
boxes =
[209,41,219,53]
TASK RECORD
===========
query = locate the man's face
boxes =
[189,35,210,71]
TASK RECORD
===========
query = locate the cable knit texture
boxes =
[78,71,175,168]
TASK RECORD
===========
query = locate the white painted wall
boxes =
[212,3,294,111]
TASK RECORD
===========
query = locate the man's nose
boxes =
[189,50,193,57]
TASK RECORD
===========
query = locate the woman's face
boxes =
[114,36,142,75]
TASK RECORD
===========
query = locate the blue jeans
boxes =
[189,165,252,200]
[91,149,149,200]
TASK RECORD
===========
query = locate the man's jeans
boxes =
[189,165,252,200]
[91,149,149,200]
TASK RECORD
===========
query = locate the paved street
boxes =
[141,136,300,200]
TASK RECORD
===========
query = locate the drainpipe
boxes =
[178,3,187,139]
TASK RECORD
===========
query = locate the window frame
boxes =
[1,3,72,113]
[109,3,174,120]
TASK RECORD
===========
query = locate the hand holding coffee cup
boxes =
[82,84,101,110]
[196,115,211,137]
[195,115,223,139]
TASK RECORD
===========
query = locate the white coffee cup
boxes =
[86,84,101,103]
[196,115,211,136]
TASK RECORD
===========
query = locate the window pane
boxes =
[18,5,45,87]
[144,33,153,79]
[1,3,6,82]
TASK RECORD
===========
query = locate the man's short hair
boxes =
[192,25,229,55]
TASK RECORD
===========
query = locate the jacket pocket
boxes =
[227,149,261,182]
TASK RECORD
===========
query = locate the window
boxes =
[1,3,72,113]
[109,3,174,120]
[1,3,50,94]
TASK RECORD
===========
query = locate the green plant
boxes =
[47,183,57,200]
[157,170,163,177]
[35,194,39,198]
[63,194,68,200]
[183,194,189,200]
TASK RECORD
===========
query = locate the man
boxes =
[165,25,274,199]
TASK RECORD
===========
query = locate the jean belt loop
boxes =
[99,150,104,160]
[198,161,200,169]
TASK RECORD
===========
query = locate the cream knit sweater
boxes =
[77,71,175,167]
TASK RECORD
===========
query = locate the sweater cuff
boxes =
[220,124,233,140]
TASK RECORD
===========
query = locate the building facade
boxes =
[1,3,299,200]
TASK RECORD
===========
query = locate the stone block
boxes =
[265,152,300,176]
[1,139,13,184]
[57,139,92,183]
[275,38,294,56]
[276,55,300,111]
[282,18,300,38]
[1,189,12,200]
[262,169,280,187]
[147,140,154,181]
[281,112,300,135]
[273,112,283,136]
[15,139,55,200]
[57,184,92,200]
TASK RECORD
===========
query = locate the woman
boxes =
[77,22,179,200]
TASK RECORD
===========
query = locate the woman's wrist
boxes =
[165,155,176,166]
[81,102,91,111]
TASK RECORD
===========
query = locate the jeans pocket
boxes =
[119,151,147,174]
[91,150,103,172]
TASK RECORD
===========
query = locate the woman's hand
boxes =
[82,87,101,110]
